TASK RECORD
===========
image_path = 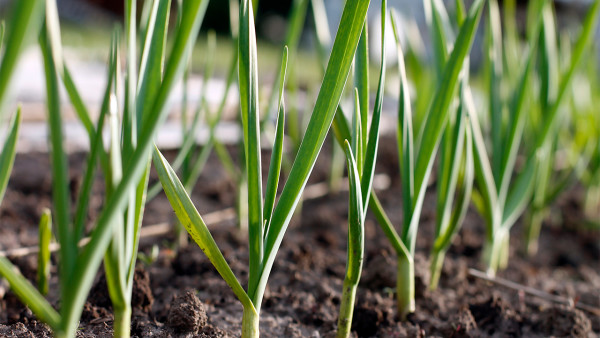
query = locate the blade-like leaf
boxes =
[361,0,386,210]
[72,45,117,242]
[239,0,264,303]
[433,109,474,251]
[263,0,308,124]
[310,0,331,70]
[152,147,255,312]
[497,32,539,207]
[40,25,76,300]
[0,257,61,329]
[502,158,536,229]
[435,89,467,238]
[536,0,600,149]
[391,10,415,229]
[351,88,362,167]
[104,82,128,309]
[487,0,504,185]
[264,46,288,233]
[343,140,364,282]
[466,86,499,237]
[0,107,21,202]
[428,0,453,76]
[355,24,369,158]
[137,0,172,128]
[0,0,44,115]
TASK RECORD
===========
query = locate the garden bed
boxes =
[0,136,598,337]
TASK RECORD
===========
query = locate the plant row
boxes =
[0,0,598,337]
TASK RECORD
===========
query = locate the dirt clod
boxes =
[540,305,592,337]
[351,304,385,337]
[166,290,207,333]
[442,306,477,337]
[469,295,521,336]
[131,268,154,311]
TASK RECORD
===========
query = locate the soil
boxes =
[0,135,598,337]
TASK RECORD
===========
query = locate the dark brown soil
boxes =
[1,136,599,337]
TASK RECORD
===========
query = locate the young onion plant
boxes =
[386,0,483,317]
[421,0,475,291]
[523,1,600,254]
[0,1,208,337]
[320,0,483,318]
[336,1,387,335]
[470,0,600,275]
[153,0,371,335]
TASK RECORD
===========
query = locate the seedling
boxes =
[153,0,371,335]
[0,1,208,337]
[422,0,475,291]
[315,0,483,318]
[470,0,600,274]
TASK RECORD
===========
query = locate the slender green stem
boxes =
[428,249,446,291]
[525,208,545,256]
[37,208,52,296]
[498,230,510,270]
[241,305,259,338]
[336,279,358,338]
[482,227,507,276]
[396,253,415,320]
[113,305,132,338]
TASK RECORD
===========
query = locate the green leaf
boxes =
[435,87,467,239]
[0,107,21,203]
[536,0,600,149]
[487,0,504,185]
[0,257,61,329]
[137,0,172,128]
[72,43,117,242]
[455,0,466,26]
[0,0,44,115]
[152,147,255,313]
[502,158,536,228]
[496,30,538,207]
[239,0,264,303]
[310,0,332,71]
[263,0,309,124]
[40,24,76,301]
[123,0,137,159]
[427,0,453,77]
[390,10,415,230]
[351,88,362,168]
[62,65,95,144]
[264,46,288,234]
[343,140,364,283]
[103,43,128,309]
[355,24,369,158]
[467,86,499,237]
[433,104,474,251]
[360,0,386,211]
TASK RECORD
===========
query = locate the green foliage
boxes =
[153,0,371,335]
